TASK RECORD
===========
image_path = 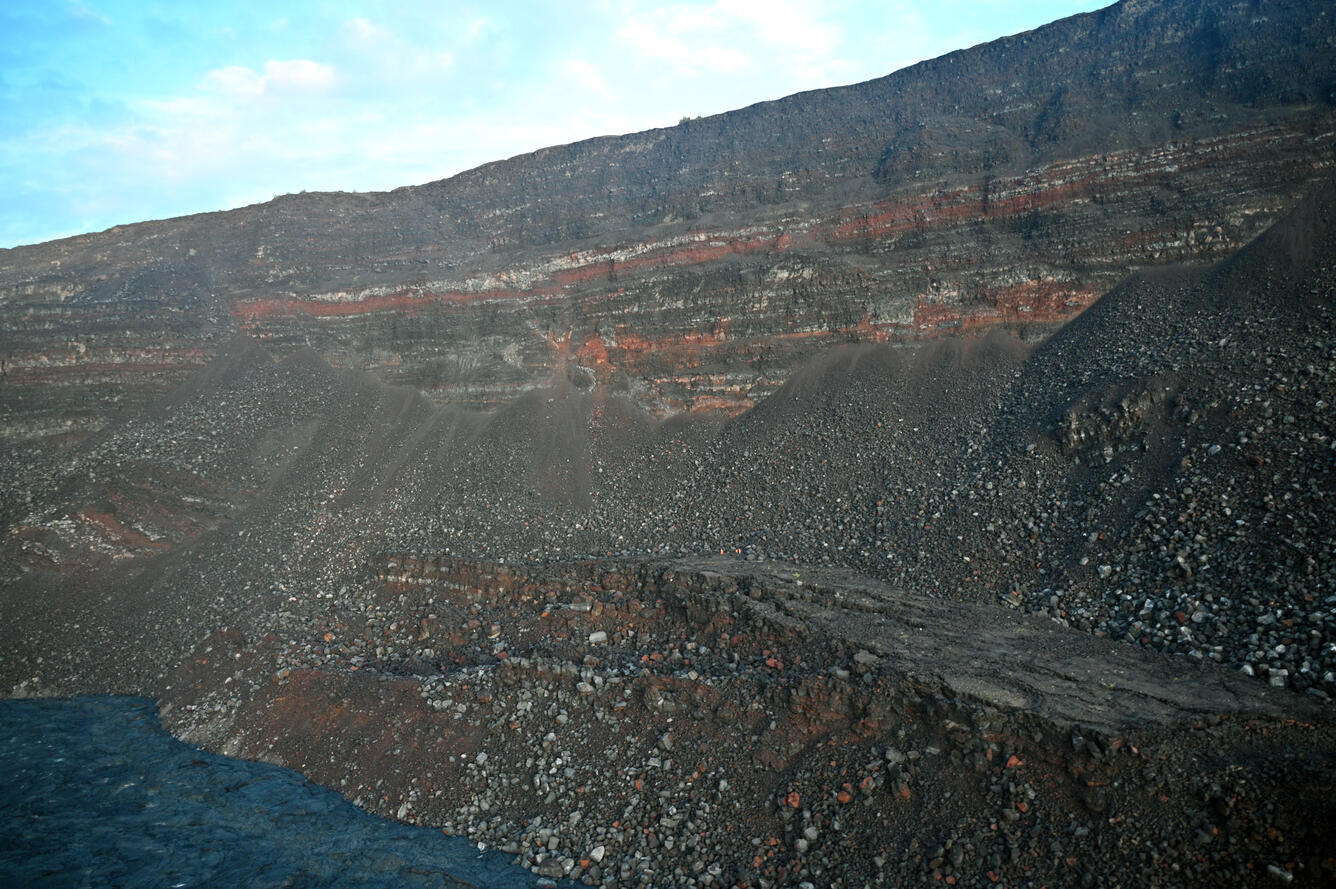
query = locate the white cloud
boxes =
[617,10,735,76]
[206,65,265,97]
[724,0,840,54]
[344,16,391,46]
[463,17,489,41]
[615,0,843,80]
[66,0,110,27]
[341,17,454,80]
[205,60,336,98]
[560,58,613,98]
[139,95,217,117]
[264,59,337,90]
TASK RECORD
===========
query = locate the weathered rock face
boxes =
[2,0,1334,444]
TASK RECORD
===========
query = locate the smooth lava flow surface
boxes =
[0,695,562,889]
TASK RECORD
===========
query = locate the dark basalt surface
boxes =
[0,695,557,889]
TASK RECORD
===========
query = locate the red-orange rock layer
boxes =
[227,127,1314,328]
[2,114,1328,438]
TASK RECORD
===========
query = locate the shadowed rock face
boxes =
[2,0,1335,444]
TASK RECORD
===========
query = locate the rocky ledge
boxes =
[159,556,1336,889]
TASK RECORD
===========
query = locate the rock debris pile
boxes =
[3,188,1336,887]
[160,557,1335,889]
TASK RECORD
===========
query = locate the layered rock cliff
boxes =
[2,0,1334,447]
[5,3,1336,884]
[4,180,1335,887]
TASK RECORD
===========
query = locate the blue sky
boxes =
[1,0,1108,248]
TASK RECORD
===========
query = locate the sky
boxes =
[0,0,1109,249]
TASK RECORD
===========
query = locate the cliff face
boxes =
[2,0,1334,444]
[3,85,1335,889]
